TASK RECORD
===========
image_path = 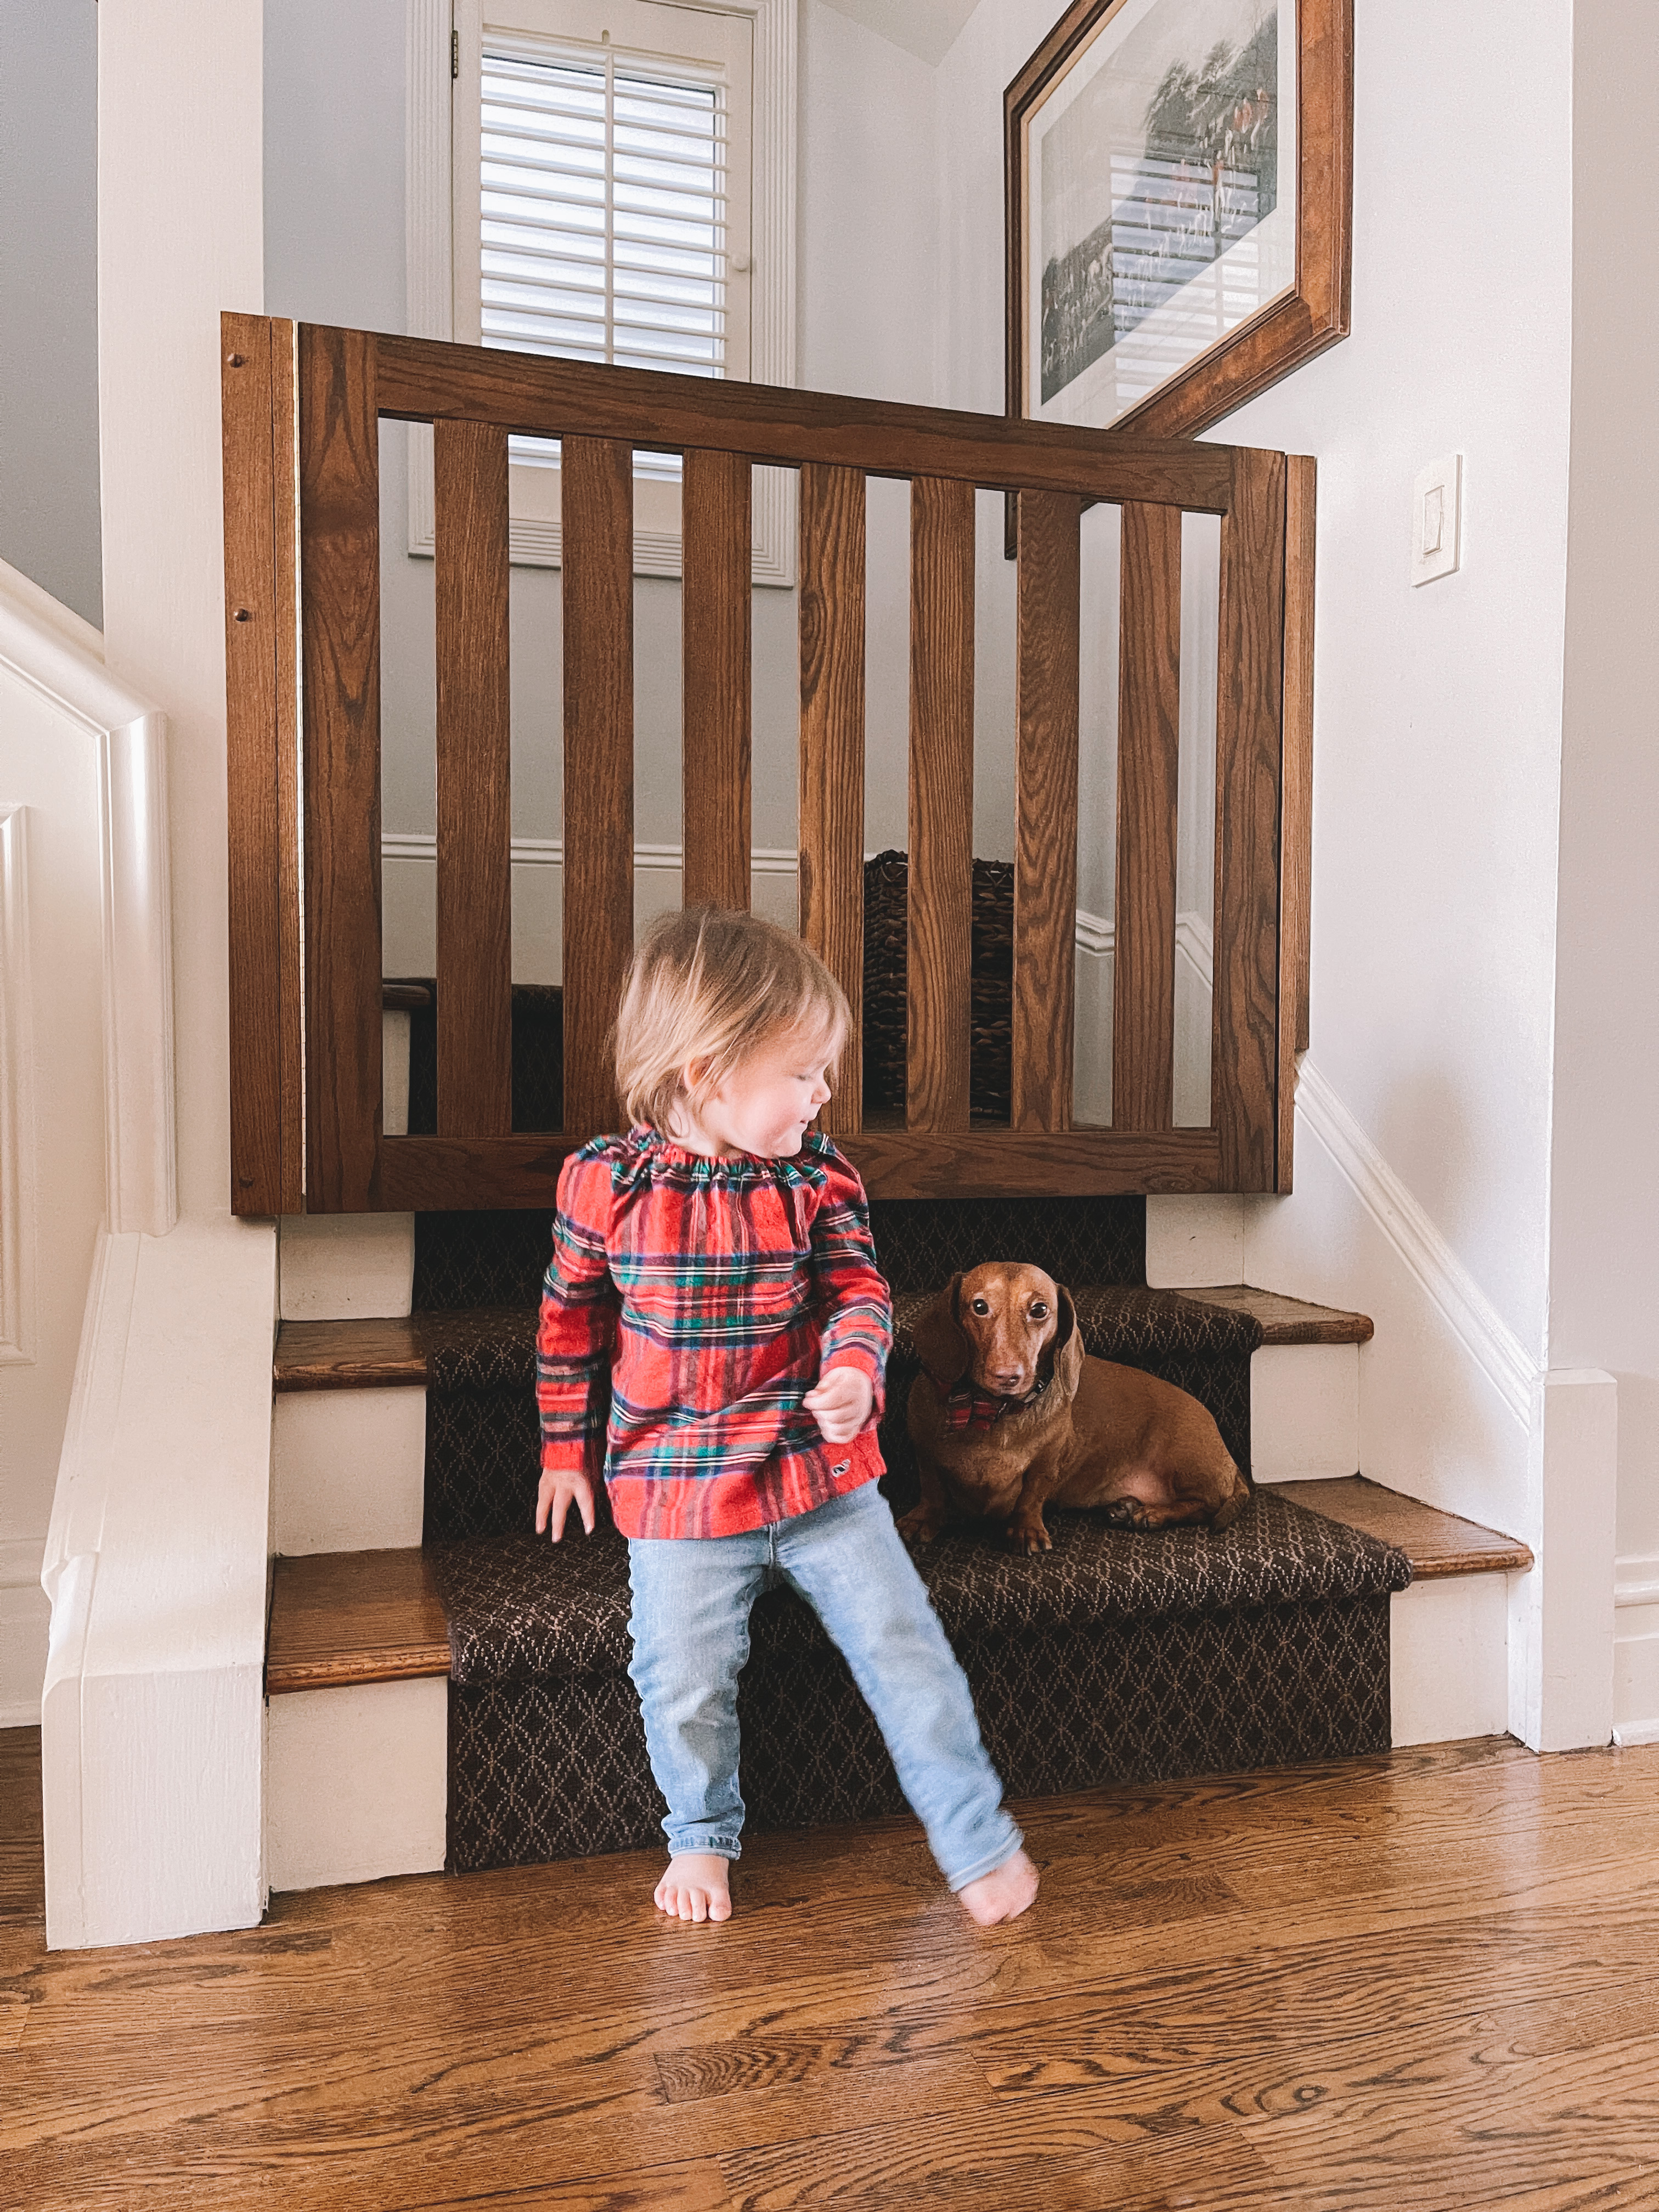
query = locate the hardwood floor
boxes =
[3,1726,1657,2209]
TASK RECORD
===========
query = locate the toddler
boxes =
[535,906,1037,1927]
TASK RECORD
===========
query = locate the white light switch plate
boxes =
[1412,452,1463,585]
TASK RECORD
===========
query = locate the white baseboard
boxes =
[1292,1059,1535,1431]
[272,1389,428,1555]
[266,1677,447,1893]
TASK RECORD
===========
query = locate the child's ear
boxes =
[912,1274,969,1390]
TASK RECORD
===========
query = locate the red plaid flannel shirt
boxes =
[537,1128,893,1539]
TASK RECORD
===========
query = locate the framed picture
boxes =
[1005,0,1351,441]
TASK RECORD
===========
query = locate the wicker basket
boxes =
[862,850,1014,1119]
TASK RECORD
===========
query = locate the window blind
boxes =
[480,42,730,477]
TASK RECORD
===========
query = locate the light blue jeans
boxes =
[626,1480,1022,1892]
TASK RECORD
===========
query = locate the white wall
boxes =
[936,1,1585,1737]
[1550,1,1659,1743]
[0,0,103,628]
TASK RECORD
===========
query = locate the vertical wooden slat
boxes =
[271,320,304,1214]
[299,323,383,1211]
[1212,447,1287,1190]
[906,476,974,1131]
[1277,453,1317,1191]
[223,312,283,1216]
[1113,502,1182,1132]
[562,436,634,1138]
[1012,489,1081,1132]
[681,449,752,911]
[434,418,512,1136]
[798,462,866,1136]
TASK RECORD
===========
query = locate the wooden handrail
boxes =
[222,315,1314,1216]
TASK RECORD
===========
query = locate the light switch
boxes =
[1412,454,1462,585]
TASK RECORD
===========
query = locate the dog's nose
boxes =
[989,1368,1025,1392]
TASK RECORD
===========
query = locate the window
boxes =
[408,0,795,580]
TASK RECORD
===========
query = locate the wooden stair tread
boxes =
[274,1307,531,1391]
[267,1549,450,1694]
[1260,1476,1533,1579]
[1181,1284,1374,1345]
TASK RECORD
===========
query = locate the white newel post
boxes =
[39,0,278,1948]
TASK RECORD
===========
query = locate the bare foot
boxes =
[653,1853,732,1924]
[957,1848,1039,1926]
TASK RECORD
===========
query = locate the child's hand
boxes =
[536,1469,596,1541]
[803,1365,873,1446]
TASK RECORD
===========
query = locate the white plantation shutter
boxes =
[444,0,777,577]
[477,26,742,482]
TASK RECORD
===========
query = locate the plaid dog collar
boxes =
[941,1374,1052,1432]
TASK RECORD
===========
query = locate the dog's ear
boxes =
[912,1274,969,1390]
[1046,1285,1085,1401]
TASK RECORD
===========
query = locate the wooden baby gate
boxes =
[220,315,1312,1215]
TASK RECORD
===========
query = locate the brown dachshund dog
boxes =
[896,1263,1250,1555]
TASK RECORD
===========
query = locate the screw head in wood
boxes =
[233,607,252,622]
[228,352,246,367]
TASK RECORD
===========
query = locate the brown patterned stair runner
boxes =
[410,1198,1404,1876]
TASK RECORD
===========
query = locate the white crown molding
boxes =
[0,806,38,1361]
[1294,1054,1536,1429]
[0,560,175,1239]
[406,0,796,585]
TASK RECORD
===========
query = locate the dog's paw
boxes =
[1099,1496,1150,1531]
[1006,1516,1052,1556]
[896,1508,945,1547]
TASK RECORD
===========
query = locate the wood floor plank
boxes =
[0,1727,44,1926]
[8,1739,1659,2212]
[718,2095,1265,2210]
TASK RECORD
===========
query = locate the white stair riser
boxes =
[272,1389,427,1554]
[278,1214,416,1322]
[1144,1196,1245,1288]
[1250,1343,1360,1481]
[266,1677,447,1892]
[1390,1574,1512,1746]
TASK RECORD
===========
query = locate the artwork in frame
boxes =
[1005,0,1351,441]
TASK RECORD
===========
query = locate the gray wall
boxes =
[263,0,944,904]
[0,0,102,625]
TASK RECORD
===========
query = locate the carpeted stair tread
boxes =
[273,1283,1372,1393]
[430,1490,1410,1691]
[416,1285,1263,1544]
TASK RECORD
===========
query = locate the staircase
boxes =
[262,1203,1530,1895]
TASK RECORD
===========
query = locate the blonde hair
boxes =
[614,907,850,1133]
